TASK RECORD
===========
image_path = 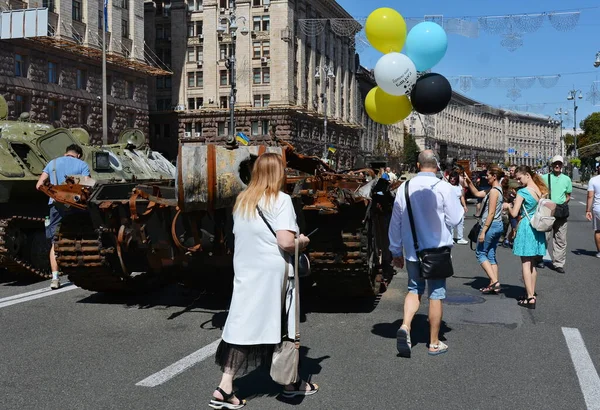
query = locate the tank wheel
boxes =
[27,230,51,272]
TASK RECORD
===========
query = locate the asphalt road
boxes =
[1,188,598,410]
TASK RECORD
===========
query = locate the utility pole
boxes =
[567,87,582,157]
[102,0,108,145]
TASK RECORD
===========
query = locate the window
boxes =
[48,100,61,122]
[122,19,129,38]
[119,0,129,9]
[79,105,88,125]
[98,10,104,29]
[126,80,134,99]
[43,0,55,12]
[187,73,195,87]
[253,41,270,58]
[263,42,270,58]
[196,97,203,108]
[253,15,270,31]
[48,62,58,84]
[157,76,171,89]
[252,67,270,84]
[15,54,25,77]
[219,70,228,86]
[219,96,228,108]
[195,71,203,87]
[262,67,270,83]
[219,44,231,60]
[196,21,203,35]
[251,121,259,135]
[72,0,82,21]
[217,122,226,136]
[262,119,269,135]
[188,0,202,11]
[252,0,269,6]
[187,47,195,62]
[188,24,194,37]
[195,122,202,134]
[188,97,195,109]
[253,94,270,107]
[14,95,28,116]
[253,68,261,84]
[185,123,192,133]
[196,46,203,61]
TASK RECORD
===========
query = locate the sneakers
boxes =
[596,252,600,258]
[50,279,61,290]
[456,239,469,245]
[396,326,412,358]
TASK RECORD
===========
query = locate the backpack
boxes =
[523,195,556,232]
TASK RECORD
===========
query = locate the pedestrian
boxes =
[541,155,573,273]
[585,164,600,258]
[210,153,317,410]
[474,164,489,216]
[503,166,548,309]
[386,167,398,182]
[448,171,469,245]
[503,165,520,247]
[389,150,464,357]
[35,144,90,290]
[464,167,505,294]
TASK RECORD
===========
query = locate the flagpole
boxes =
[101,0,108,145]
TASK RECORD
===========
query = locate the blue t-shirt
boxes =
[43,156,90,204]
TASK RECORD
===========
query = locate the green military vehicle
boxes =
[0,94,175,280]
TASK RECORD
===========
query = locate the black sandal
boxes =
[517,297,536,309]
[209,387,246,409]
[517,292,538,301]
[281,380,320,398]
[480,282,500,294]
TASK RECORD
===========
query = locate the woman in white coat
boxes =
[209,153,319,409]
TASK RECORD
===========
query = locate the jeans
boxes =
[453,217,464,240]
[406,260,446,300]
[475,220,503,265]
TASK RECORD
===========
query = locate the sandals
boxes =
[281,380,319,398]
[428,341,449,356]
[518,297,536,309]
[209,387,247,409]
[480,281,500,294]
[396,326,412,358]
[517,292,537,301]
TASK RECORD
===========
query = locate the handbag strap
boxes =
[256,205,277,237]
[293,238,300,344]
[404,180,419,252]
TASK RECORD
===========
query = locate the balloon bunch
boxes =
[364,8,453,125]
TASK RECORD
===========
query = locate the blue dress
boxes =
[512,188,546,257]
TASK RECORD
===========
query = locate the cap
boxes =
[551,155,564,165]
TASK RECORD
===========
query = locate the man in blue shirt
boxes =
[36,144,90,289]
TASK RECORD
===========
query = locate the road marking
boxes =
[136,338,222,387]
[579,201,587,206]
[562,327,600,410]
[0,283,77,309]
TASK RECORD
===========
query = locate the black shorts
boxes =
[45,205,66,241]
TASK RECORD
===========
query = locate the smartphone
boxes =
[306,228,319,237]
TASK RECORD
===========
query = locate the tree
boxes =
[580,112,600,147]
[403,134,420,167]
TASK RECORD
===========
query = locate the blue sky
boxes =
[337,0,600,129]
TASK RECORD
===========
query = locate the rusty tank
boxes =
[0,94,175,281]
[45,137,395,296]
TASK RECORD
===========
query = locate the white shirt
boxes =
[588,175,600,213]
[388,172,464,261]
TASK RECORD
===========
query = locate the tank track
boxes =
[0,216,51,279]
[55,212,165,293]
[309,220,382,297]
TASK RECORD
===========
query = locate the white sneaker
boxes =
[456,239,469,245]
[50,279,61,290]
[596,252,600,258]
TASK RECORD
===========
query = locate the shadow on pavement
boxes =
[463,276,526,301]
[571,248,599,257]
[371,315,452,349]
[0,269,45,287]
[232,346,329,406]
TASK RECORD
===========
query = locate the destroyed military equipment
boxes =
[0,94,175,280]
[44,138,395,297]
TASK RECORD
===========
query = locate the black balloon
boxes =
[410,73,452,115]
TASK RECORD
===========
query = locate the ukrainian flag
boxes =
[328,145,336,154]
[236,132,250,146]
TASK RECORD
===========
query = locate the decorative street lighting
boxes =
[554,108,568,157]
[219,9,248,145]
[594,51,600,68]
[566,88,583,157]
[315,65,335,159]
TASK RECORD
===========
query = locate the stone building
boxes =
[0,0,167,143]
[407,92,561,167]
[146,0,364,165]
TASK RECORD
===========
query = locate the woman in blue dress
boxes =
[503,166,548,309]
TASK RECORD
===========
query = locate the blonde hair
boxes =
[516,166,549,197]
[233,153,286,219]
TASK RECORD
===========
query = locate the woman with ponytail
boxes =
[503,166,548,309]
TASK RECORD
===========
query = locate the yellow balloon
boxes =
[365,8,408,54]
[365,86,412,125]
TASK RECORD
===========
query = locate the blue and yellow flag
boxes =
[327,145,336,154]
[236,132,250,146]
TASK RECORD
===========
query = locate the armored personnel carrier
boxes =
[0,94,175,281]
[45,137,394,296]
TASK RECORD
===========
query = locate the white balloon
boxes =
[374,52,417,96]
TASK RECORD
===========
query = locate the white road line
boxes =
[0,283,77,309]
[562,327,600,410]
[136,338,222,387]
[579,201,587,206]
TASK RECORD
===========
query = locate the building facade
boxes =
[0,0,165,143]
[407,92,562,167]
[146,0,364,166]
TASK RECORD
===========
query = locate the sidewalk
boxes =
[573,182,588,191]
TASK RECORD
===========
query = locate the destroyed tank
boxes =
[0,94,176,281]
[47,136,394,296]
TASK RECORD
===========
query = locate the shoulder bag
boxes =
[270,237,300,385]
[256,206,311,278]
[549,174,569,219]
[404,181,454,280]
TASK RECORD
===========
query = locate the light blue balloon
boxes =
[405,22,448,72]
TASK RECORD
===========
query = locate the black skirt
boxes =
[215,340,275,376]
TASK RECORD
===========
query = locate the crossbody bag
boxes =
[404,181,454,280]
[548,174,569,219]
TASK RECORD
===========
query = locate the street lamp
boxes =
[315,65,335,159]
[219,11,248,145]
[554,108,568,157]
[594,51,600,68]
[566,88,583,157]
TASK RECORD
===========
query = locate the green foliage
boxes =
[403,134,420,167]
[580,112,600,146]
[569,158,581,168]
